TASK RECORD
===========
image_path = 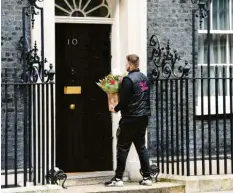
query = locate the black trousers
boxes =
[115,116,150,179]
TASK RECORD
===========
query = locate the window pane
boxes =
[199,66,229,96]
[198,35,204,64]
[198,34,227,64]
[199,66,216,96]
[230,35,233,64]
[55,0,71,16]
[212,0,230,30]
[217,66,229,96]
[232,0,233,30]
[55,0,110,17]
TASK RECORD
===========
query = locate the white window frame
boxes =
[196,0,233,115]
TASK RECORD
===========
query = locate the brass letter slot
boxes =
[64,86,81,94]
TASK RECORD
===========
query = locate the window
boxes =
[55,0,111,17]
[197,0,233,115]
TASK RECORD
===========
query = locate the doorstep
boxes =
[62,182,185,193]
[1,182,185,193]
[63,171,129,187]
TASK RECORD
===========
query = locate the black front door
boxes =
[55,23,112,172]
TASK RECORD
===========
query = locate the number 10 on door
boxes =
[68,38,78,45]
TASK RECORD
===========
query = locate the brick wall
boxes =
[1,0,30,170]
[147,0,232,162]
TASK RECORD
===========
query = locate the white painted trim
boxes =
[198,63,233,66]
[198,30,233,34]
[44,0,56,176]
[111,0,120,172]
[122,0,148,181]
[230,0,232,30]
[55,16,114,24]
[139,0,147,75]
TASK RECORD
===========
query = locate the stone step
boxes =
[63,171,129,187]
[62,182,185,193]
[160,174,233,193]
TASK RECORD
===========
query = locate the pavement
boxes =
[206,192,233,193]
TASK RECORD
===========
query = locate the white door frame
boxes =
[39,0,147,180]
[55,16,114,24]
[42,0,121,173]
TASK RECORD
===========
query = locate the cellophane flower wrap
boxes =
[96,73,124,111]
[96,74,123,94]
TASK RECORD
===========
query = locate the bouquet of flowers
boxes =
[96,73,124,111]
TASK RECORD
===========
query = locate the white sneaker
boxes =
[139,177,152,186]
[104,177,124,187]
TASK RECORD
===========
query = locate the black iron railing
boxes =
[150,73,233,176]
[149,0,233,176]
[2,69,57,188]
[1,0,67,188]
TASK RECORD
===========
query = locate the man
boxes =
[105,54,152,187]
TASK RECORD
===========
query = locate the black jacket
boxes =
[114,69,151,117]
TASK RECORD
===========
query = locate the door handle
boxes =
[69,104,75,110]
